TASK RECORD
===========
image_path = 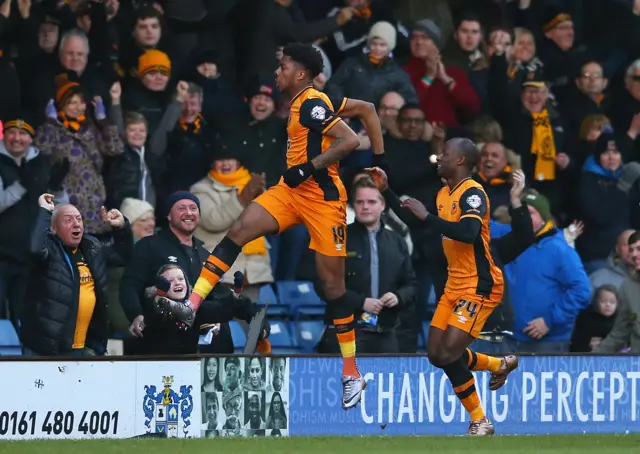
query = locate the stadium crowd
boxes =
[1,0,640,357]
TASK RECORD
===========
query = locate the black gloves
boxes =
[283,162,316,188]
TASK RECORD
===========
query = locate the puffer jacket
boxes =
[20,208,133,355]
[325,53,417,106]
[191,175,273,286]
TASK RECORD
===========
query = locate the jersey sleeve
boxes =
[299,98,341,134]
[459,187,488,222]
[329,96,347,114]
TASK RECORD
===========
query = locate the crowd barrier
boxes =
[0,354,639,440]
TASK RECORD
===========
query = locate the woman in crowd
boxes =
[35,73,123,236]
[577,128,630,273]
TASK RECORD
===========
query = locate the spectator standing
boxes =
[21,194,132,356]
[241,0,350,85]
[590,229,636,292]
[326,21,416,107]
[121,49,186,138]
[231,78,288,189]
[442,13,490,112]
[570,284,618,352]
[161,82,216,199]
[576,130,630,273]
[324,0,406,69]
[316,178,416,353]
[560,60,612,142]
[488,27,544,112]
[611,60,640,159]
[490,70,570,222]
[191,150,273,302]
[594,231,640,354]
[503,191,590,352]
[35,74,124,236]
[0,114,65,328]
[473,142,516,217]
[27,28,112,128]
[403,19,481,130]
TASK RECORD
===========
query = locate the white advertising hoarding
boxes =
[0,360,201,440]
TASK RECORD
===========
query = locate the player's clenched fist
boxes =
[283,162,317,188]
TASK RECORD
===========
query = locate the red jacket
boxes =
[403,57,481,128]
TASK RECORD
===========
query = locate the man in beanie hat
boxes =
[122,49,190,139]
[403,18,481,128]
[221,75,287,190]
[502,189,590,353]
[325,20,417,107]
[120,191,265,355]
[0,113,66,328]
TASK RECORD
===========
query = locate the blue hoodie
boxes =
[504,229,591,342]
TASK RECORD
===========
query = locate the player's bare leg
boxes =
[188,202,280,310]
[316,253,366,409]
[427,326,495,436]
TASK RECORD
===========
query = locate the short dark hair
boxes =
[449,137,480,170]
[455,12,483,31]
[628,231,640,246]
[134,5,163,27]
[282,42,324,78]
[398,103,423,117]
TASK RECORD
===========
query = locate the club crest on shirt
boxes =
[451,201,457,215]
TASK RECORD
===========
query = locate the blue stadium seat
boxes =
[258,284,279,305]
[228,321,247,353]
[275,281,325,319]
[0,320,21,356]
[257,284,291,318]
[295,320,324,352]
[268,320,298,352]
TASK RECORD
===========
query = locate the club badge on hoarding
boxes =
[143,375,194,437]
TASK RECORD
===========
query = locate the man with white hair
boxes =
[28,28,112,126]
[20,194,132,356]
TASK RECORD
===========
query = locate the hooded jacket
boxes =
[505,228,591,342]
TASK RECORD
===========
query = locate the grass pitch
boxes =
[1,435,639,454]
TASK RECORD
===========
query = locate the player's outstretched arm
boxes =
[339,99,385,158]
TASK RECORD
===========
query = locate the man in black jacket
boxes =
[120,191,265,355]
[316,178,417,353]
[21,194,132,356]
[0,114,62,329]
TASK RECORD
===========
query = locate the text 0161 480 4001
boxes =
[0,410,119,438]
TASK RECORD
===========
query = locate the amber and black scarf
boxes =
[58,111,87,133]
[477,165,513,186]
[179,113,203,134]
[531,110,557,181]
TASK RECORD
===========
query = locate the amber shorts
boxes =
[431,293,498,338]
[254,183,347,257]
